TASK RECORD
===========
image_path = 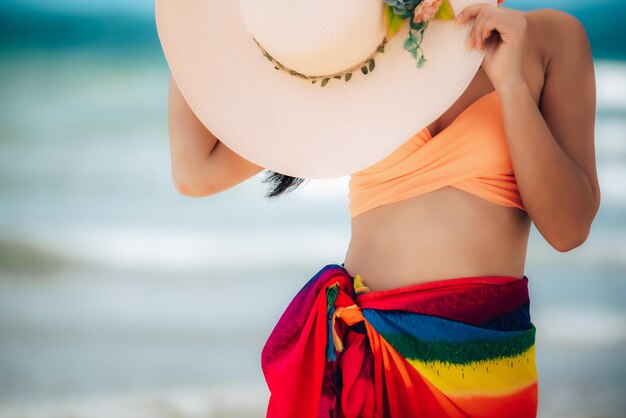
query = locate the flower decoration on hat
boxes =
[384,0,456,68]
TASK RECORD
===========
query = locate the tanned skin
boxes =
[166,7,600,291]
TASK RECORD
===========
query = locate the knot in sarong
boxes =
[325,277,369,361]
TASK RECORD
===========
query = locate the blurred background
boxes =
[0,0,624,417]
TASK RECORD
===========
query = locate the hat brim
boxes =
[156,0,494,179]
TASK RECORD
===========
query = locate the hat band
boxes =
[251,35,389,87]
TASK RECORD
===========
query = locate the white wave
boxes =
[598,163,626,204]
[595,60,626,111]
[595,118,626,159]
[535,307,626,347]
[3,218,625,274]
[5,225,350,273]
[0,384,268,418]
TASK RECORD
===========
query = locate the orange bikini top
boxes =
[348,90,526,218]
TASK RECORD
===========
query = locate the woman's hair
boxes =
[261,169,309,198]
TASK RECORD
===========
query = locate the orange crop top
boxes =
[348,90,526,218]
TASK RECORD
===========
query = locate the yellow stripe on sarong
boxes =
[406,345,537,397]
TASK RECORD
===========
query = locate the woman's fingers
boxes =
[480,16,500,48]
[473,12,493,48]
[459,4,491,48]
[457,4,508,50]
[455,3,485,24]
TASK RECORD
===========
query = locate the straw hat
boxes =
[156,0,497,178]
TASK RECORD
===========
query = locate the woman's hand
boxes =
[455,3,528,90]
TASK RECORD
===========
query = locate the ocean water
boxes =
[0,1,625,417]
[0,49,624,418]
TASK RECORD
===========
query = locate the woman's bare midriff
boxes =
[343,185,531,292]
[343,10,546,292]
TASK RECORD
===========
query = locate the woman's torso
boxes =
[343,15,546,291]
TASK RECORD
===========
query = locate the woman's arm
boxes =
[459,6,601,252]
[168,75,264,197]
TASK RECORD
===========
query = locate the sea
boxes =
[0,1,624,417]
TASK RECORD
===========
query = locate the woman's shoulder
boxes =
[523,7,586,33]
[522,8,590,67]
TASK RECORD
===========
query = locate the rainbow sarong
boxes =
[261,263,538,417]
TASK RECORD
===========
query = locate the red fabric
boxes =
[261,265,537,418]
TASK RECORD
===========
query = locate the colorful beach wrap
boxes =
[261,263,538,418]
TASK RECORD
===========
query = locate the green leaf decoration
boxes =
[345,72,352,82]
[410,19,426,31]
[361,65,368,75]
[321,78,330,87]
[434,0,455,20]
[368,58,375,71]
[384,4,406,40]
[403,37,416,51]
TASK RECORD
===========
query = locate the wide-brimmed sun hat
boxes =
[156,0,498,178]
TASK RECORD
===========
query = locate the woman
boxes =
[165,2,599,417]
